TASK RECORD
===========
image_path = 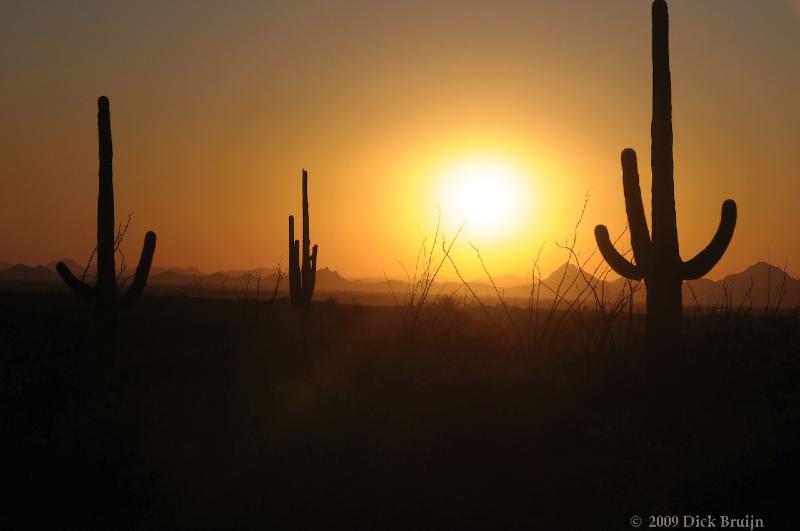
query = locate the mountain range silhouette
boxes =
[1,259,796,309]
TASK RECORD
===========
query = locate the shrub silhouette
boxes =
[594,0,737,347]
[56,96,157,328]
[288,169,317,310]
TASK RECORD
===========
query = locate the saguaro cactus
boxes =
[594,0,737,345]
[288,169,318,310]
[57,96,157,322]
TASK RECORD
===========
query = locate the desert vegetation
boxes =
[2,268,798,529]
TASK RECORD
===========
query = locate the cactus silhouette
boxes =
[56,97,157,324]
[594,0,737,345]
[288,169,318,310]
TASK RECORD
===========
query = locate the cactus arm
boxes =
[56,262,95,299]
[310,243,318,274]
[96,96,117,297]
[306,243,318,298]
[681,199,737,280]
[620,148,652,269]
[595,225,644,280]
[288,215,301,302]
[292,239,301,294]
[119,231,157,307]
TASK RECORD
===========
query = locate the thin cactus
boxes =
[594,0,737,345]
[57,96,157,323]
[288,169,318,310]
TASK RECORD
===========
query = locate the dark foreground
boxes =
[2,291,798,529]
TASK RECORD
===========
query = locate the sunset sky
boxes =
[2,0,798,280]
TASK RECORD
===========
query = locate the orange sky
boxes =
[2,0,798,280]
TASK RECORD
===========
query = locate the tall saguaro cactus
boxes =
[594,0,737,345]
[57,96,157,323]
[288,169,318,310]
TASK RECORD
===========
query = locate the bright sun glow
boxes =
[438,158,526,239]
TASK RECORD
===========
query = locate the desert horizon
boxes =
[2,255,799,309]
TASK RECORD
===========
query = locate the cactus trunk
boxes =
[288,169,318,311]
[646,273,682,343]
[594,0,737,349]
[648,0,681,340]
[96,96,118,310]
[56,96,157,332]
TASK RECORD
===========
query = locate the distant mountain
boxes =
[152,266,206,276]
[473,273,531,289]
[314,268,411,294]
[481,263,606,304]
[541,263,602,293]
[682,277,717,305]
[606,262,800,310]
[316,267,360,291]
[1,258,797,309]
[47,260,212,278]
[718,262,800,308]
[149,270,207,287]
[0,263,58,281]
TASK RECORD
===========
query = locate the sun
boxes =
[438,158,525,239]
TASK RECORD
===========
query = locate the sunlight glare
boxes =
[439,158,526,239]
